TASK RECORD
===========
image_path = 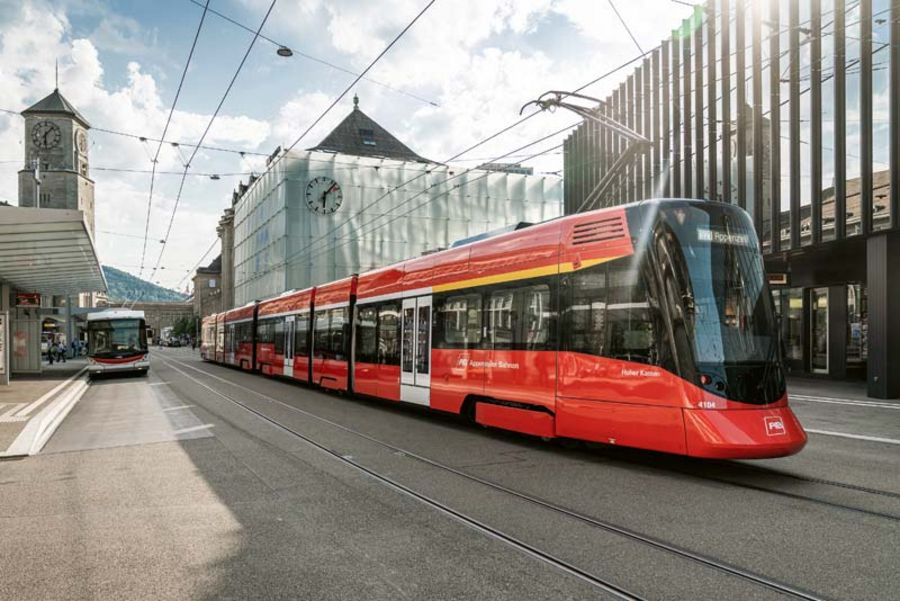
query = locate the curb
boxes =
[2,372,90,457]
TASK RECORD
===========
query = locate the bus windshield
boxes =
[88,319,147,357]
[654,203,784,404]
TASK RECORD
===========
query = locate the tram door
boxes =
[283,315,295,377]
[400,296,432,406]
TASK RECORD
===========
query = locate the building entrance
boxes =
[810,288,829,374]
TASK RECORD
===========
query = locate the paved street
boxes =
[1,347,897,601]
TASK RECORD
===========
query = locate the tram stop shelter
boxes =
[0,206,106,384]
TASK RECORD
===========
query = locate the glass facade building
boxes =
[233,149,562,307]
[563,0,900,397]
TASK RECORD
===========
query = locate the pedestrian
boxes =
[191,337,196,351]
[57,341,66,363]
[48,342,55,365]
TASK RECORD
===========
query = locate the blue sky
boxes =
[0,0,696,289]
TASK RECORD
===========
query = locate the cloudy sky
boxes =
[0,0,697,291]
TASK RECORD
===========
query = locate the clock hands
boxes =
[319,183,339,210]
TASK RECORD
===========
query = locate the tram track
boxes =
[159,355,833,601]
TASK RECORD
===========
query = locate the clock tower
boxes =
[17,88,95,236]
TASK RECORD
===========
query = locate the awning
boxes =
[0,207,107,295]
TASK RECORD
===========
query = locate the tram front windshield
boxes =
[88,319,148,357]
[655,204,783,404]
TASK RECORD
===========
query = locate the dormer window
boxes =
[359,128,376,146]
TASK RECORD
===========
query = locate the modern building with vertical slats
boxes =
[563,0,900,398]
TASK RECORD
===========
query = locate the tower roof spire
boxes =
[55,59,58,90]
[22,88,90,128]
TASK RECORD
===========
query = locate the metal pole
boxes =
[811,0,823,244]
[891,0,900,229]
[835,0,847,239]
[860,0,874,235]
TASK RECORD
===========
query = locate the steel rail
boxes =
[159,354,834,601]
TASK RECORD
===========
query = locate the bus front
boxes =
[87,316,150,376]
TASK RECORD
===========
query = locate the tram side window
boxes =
[314,311,329,358]
[257,320,274,344]
[224,323,234,352]
[377,302,401,366]
[274,319,285,355]
[488,284,553,351]
[521,285,551,350]
[236,322,252,345]
[295,314,309,357]
[330,308,349,361]
[356,306,378,363]
[563,264,608,356]
[488,290,515,349]
[435,293,482,349]
[605,260,662,366]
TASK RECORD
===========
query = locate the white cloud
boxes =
[0,1,270,289]
[1,0,697,290]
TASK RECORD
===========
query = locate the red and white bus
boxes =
[87,309,149,377]
[201,199,807,459]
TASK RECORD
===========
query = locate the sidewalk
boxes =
[0,359,89,457]
[787,376,885,402]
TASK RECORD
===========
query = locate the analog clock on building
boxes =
[76,130,87,154]
[305,176,343,214]
[32,120,61,150]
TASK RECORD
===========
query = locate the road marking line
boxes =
[173,424,214,435]
[790,395,900,409]
[0,403,29,423]
[806,429,900,445]
[13,366,88,418]
[163,405,194,412]
[148,382,170,387]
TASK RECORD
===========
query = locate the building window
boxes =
[359,128,376,146]
[208,278,217,288]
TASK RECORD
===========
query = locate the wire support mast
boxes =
[522,90,651,213]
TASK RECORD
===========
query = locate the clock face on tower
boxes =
[305,176,343,215]
[32,121,61,150]
[76,130,87,154]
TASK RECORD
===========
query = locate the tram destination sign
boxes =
[696,227,752,248]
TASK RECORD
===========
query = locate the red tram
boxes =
[201,199,807,459]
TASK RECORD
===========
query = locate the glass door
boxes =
[283,315,295,377]
[400,296,431,405]
[810,288,829,374]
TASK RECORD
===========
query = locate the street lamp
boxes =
[277,46,293,57]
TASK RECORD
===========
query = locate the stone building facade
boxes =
[192,255,222,319]
[130,301,194,341]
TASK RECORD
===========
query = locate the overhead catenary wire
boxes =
[607,0,644,55]
[0,106,270,158]
[158,0,439,293]
[280,0,439,159]
[297,131,577,269]
[184,0,440,108]
[133,0,279,307]
[138,0,211,279]
[176,236,220,289]
[287,46,658,267]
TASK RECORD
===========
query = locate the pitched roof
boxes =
[22,89,90,128]
[197,254,221,275]
[309,95,432,163]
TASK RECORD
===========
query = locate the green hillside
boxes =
[102,266,188,303]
